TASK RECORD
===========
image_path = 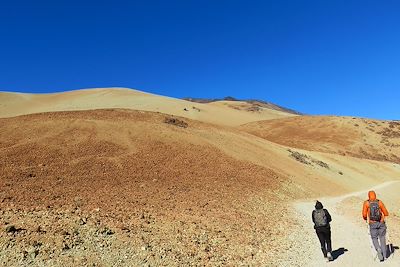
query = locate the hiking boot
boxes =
[327,252,333,261]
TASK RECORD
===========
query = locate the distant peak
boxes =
[182,97,301,115]
[223,96,238,101]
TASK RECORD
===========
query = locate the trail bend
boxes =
[285,181,400,267]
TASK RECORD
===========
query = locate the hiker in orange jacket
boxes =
[362,190,389,261]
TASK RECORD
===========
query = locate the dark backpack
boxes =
[369,200,382,221]
[314,209,328,227]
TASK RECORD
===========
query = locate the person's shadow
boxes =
[387,243,399,258]
[332,247,349,261]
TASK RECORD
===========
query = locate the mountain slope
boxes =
[240,115,400,163]
[0,88,296,126]
[1,89,400,266]
[2,109,399,266]
[183,97,301,115]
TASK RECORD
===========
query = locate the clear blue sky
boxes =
[1,1,399,119]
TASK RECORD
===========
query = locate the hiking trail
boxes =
[283,181,400,267]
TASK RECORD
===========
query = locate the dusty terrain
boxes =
[0,88,296,126]
[183,97,301,115]
[1,88,400,266]
[241,116,400,163]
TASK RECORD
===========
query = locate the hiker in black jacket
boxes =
[312,200,333,262]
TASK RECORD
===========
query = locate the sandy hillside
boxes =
[0,88,296,126]
[1,88,400,266]
[241,115,400,163]
[208,100,295,120]
[0,109,287,266]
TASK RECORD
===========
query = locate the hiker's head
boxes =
[315,201,323,210]
[368,190,377,201]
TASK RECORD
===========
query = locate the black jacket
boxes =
[312,208,332,230]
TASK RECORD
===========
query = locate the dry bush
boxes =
[287,149,330,169]
[164,117,188,128]
[312,159,330,169]
[288,149,311,165]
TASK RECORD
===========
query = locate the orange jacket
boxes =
[362,191,389,223]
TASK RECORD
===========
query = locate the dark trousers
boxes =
[316,227,332,257]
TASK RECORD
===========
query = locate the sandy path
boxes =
[288,181,400,267]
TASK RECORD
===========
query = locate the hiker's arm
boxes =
[325,209,332,223]
[362,201,368,221]
[380,201,389,217]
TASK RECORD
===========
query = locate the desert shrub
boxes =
[164,117,188,128]
[288,149,330,169]
[288,149,311,165]
[312,159,330,169]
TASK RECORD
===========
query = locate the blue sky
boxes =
[1,1,399,119]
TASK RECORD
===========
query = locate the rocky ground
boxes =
[2,109,398,266]
[0,109,296,266]
[0,201,301,266]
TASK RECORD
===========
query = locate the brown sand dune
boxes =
[0,87,296,126]
[240,115,400,163]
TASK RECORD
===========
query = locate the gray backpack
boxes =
[314,209,328,227]
[369,200,382,221]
